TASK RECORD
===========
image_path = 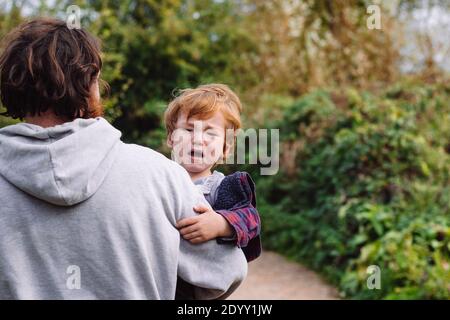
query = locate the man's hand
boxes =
[177,204,234,244]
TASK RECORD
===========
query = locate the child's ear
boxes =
[223,141,233,160]
[223,130,236,160]
[166,135,173,148]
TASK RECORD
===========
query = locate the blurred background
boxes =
[0,0,449,299]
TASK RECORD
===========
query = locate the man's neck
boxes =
[24,111,70,128]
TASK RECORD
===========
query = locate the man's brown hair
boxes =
[0,18,104,120]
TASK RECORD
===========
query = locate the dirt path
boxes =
[228,251,339,300]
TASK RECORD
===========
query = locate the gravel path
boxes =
[228,251,339,300]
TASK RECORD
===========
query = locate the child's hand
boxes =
[176,204,234,244]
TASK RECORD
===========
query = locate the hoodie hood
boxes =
[0,117,121,206]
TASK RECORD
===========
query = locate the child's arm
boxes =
[214,172,262,262]
[176,204,235,244]
[215,205,260,248]
[176,204,261,260]
[177,172,262,262]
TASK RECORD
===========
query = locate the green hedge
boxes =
[259,80,450,299]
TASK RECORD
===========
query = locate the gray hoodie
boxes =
[0,117,247,299]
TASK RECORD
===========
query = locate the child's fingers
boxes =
[179,224,199,236]
[183,231,201,240]
[193,204,210,214]
[176,216,198,229]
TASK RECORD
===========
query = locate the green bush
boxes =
[0,107,18,128]
[259,79,450,299]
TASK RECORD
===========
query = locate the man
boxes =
[0,18,247,299]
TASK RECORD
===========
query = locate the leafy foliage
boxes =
[259,79,450,299]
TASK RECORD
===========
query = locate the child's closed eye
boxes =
[205,130,219,137]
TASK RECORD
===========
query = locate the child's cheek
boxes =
[171,130,192,164]
[206,138,225,163]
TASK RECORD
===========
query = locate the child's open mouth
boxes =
[190,149,204,159]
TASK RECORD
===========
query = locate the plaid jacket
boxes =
[214,172,262,262]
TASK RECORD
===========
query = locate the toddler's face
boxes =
[169,111,227,175]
